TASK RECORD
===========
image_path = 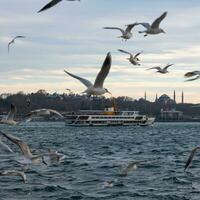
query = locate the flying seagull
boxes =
[0,104,18,125]
[38,0,80,13]
[184,147,200,171]
[118,49,142,66]
[138,12,167,37]
[0,170,27,184]
[147,64,173,74]
[0,131,44,165]
[26,109,64,119]
[103,23,138,41]
[184,71,200,82]
[8,36,26,53]
[64,52,112,97]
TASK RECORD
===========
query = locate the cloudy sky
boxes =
[0,0,200,103]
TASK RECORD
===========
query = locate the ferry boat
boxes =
[65,106,155,126]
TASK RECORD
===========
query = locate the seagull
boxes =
[147,64,173,74]
[8,36,26,53]
[120,162,138,176]
[138,12,167,37]
[0,131,44,165]
[0,136,13,153]
[118,49,142,66]
[184,71,200,82]
[0,170,27,183]
[103,23,138,41]
[42,149,66,165]
[0,104,18,125]
[38,0,80,13]
[184,147,200,171]
[64,52,112,97]
[26,109,64,119]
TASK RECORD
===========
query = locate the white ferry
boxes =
[65,107,155,126]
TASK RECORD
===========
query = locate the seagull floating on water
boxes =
[0,104,18,125]
[184,147,200,171]
[0,170,27,184]
[147,64,173,74]
[118,49,142,66]
[184,71,200,82]
[43,149,66,165]
[8,36,26,53]
[64,52,112,97]
[38,0,80,13]
[138,12,167,37]
[103,23,138,41]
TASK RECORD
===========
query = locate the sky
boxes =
[0,0,200,103]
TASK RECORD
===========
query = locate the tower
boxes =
[155,93,158,102]
[182,91,184,104]
[144,91,146,101]
[173,90,176,102]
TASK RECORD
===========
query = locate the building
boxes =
[160,108,183,121]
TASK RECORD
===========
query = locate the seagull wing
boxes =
[6,104,17,121]
[0,131,32,157]
[8,41,14,53]
[125,23,138,33]
[137,23,151,30]
[163,64,173,70]
[48,109,64,118]
[147,67,161,71]
[118,49,132,57]
[134,51,143,58]
[151,12,167,28]
[14,36,26,40]
[0,136,13,153]
[64,70,93,88]
[0,171,27,184]
[38,0,62,13]
[185,76,200,82]
[94,52,112,88]
[103,27,125,34]
[184,147,200,170]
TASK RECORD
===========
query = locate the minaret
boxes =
[155,93,158,102]
[182,91,184,104]
[173,90,176,102]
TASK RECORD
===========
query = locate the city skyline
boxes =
[0,0,200,103]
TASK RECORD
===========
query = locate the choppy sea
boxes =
[0,122,200,200]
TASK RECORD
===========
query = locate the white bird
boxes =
[138,12,167,37]
[103,23,138,41]
[38,0,80,13]
[0,104,18,125]
[26,109,64,119]
[118,49,142,66]
[0,170,27,183]
[184,147,200,171]
[184,71,200,82]
[8,36,26,53]
[147,64,173,74]
[0,131,43,165]
[0,136,13,153]
[120,160,148,176]
[64,52,112,97]
[42,149,66,165]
